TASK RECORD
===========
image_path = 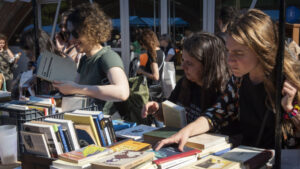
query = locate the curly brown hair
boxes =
[67,3,112,46]
[0,34,8,50]
[137,29,160,62]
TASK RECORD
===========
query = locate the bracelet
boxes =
[284,102,300,120]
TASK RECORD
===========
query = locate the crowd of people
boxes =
[1,2,300,151]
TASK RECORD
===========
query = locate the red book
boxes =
[153,147,201,165]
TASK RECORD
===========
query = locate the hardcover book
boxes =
[20,131,51,157]
[143,127,180,145]
[181,155,240,169]
[58,145,113,164]
[220,145,273,169]
[36,51,77,82]
[109,139,151,152]
[186,133,229,150]
[115,124,157,140]
[64,113,101,146]
[91,150,154,169]
[52,159,92,169]
[162,100,187,128]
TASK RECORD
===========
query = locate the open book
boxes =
[36,51,77,82]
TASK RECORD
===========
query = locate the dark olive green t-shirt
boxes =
[77,46,124,85]
[77,46,124,110]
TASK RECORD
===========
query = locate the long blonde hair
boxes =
[228,9,300,138]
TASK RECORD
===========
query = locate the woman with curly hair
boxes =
[53,3,129,110]
[136,29,164,102]
[156,9,300,151]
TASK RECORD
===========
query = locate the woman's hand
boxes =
[281,81,297,112]
[141,101,159,118]
[52,80,79,95]
[155,125,193,152]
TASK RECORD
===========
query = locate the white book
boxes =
[20,131,51,157]
[44,118,80,150]
[52,159,91,169]
[162,100,187,128]
[61,96,89,112]
[186,133,229,150]
[36,51,77,82]
[115,124,157,140]
[23,122,63,155]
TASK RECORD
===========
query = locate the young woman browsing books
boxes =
[53,3,129,111]
[142,32,230,124]
[155,9,300,151]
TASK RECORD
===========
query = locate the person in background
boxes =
[160,34,176,62]
[0,34,21,91]
[136,29,164,102]
[53,3,129,111]
[142,32,230,124]
[55,11,83,67]
[155,9,300,151]
[216,6,238,42]
[13,29,60,98]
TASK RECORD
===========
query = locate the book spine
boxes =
[63,128,73,151]
[153,149,201,165]
[94,117,106,147]
[100,119,112,146]
[58,126,69,152]
[105,117,117,143]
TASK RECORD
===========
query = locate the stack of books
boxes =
[50,145,113,169]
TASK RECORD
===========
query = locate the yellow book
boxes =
[64,113,101,146]
[109,139,151,152]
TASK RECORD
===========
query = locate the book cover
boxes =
[220,145,273,169]
[115,124,157,140]
[186,133,229,150]
[109,139,151,152]
[112,120,136,131]
[61,95,89,112]
[23,122,63,156]
[181,155,240,169]
[104,115,117,144]
[162,100,187,128]
[75,124,97,146]
[44,118,80,150]
[36,51,77,82]
[152,145,201,165]
[143,127,180,145]
[91,150,154,169]
[64,113,101,146]
[58,145,113,164]
[72,110,107,147]
[20,131,51,157]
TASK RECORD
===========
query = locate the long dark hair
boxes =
[137,29,160,62]
[178,32,230,109]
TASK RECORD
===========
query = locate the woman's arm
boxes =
[6,48,15,60]
[137,62,159,81]
[53,67,130,101]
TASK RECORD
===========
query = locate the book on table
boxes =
[186,133,229,150]
[64,113,101,146]
[151,145,201,169]
[36,51,77,82]
[162,100,187,128]
[58,144,113,164]
[108,139,151,152]
[115,124,157,140]
[51,159,92,169]
[91,150,154,169]
[181,155,241,169]
[20,131,51,157]
[143,126,180,145]
[220,145,273,169]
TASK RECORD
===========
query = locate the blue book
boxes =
[57,125,69,152]
[112,120,137,131]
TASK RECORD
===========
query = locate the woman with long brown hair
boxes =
[155,9,300,151]
[136,29,165,102]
